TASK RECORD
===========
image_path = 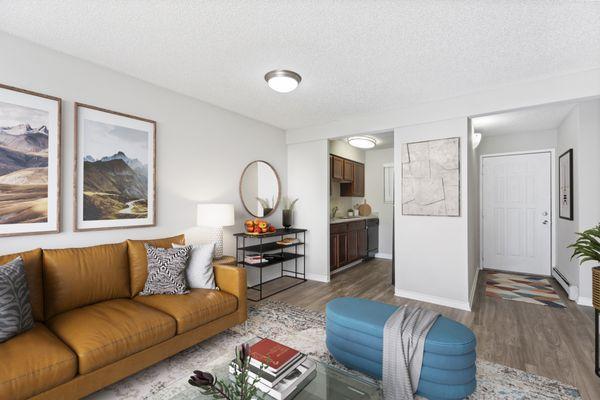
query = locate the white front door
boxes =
[482,152,552,275]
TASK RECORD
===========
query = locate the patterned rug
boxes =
[485,272,566,308]
[87,300,580,399]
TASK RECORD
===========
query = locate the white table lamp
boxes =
[197,203,235,259]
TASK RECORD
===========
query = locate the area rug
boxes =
[485,271,566,308]
[87,300,579,399]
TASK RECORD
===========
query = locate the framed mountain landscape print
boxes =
[0,83,61,236]
[74,103,155,231]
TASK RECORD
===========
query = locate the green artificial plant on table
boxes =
[189,343,266,400]
[569,223,600,309]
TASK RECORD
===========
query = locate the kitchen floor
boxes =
[263,258,600,400]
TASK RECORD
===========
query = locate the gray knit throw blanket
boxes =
[382,306,440,400]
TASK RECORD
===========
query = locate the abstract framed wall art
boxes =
[74,103,155,231]
[559,148,573,220]
[0,83,61,236]
[401,137,460,217]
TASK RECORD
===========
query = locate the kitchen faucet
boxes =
[330,206,338,219]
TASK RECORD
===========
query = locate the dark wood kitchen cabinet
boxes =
[340,161,364,197]
[330,220,368,270]
[330,224,348,271]
[331,155,344,180]
[343,159,354,181]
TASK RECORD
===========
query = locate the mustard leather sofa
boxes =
[0,234,247,400]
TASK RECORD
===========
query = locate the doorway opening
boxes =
[327,130,395,283]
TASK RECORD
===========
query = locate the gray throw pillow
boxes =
[0,257,34,343]
[139,244,192,296]
[173,242,217,289]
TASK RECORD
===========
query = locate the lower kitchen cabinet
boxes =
[330,219,375,271]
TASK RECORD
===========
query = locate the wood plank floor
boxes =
[252,258,600,399]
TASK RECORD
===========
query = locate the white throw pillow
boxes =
[173,242,217,289]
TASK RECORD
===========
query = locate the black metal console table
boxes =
[234,228,307,301]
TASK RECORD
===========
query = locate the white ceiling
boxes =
[1,1,599,130]
[472,102,577,136]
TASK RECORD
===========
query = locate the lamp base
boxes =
[211,226,224,259]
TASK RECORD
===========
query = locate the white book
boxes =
[229,358,317,400]
[229,354,307,388]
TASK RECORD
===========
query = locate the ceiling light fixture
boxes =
[473,132,482,149]
[264,69,302,93]
[348,136,376,149]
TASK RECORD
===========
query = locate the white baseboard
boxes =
[394,288,472,312]
[305,273,329,283]
[469,268,480,308]
[577,296,593,307]
[552,267,578,300]
[374,253,392,260]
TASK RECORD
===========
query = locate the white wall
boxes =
[329,140,365,163]
[576,99,600,303]
[556,108,580,287]
[394,118,471,311]
[0,32,287,262]
[364,148,394,257]
[467,121,480,305]
[478,129,558,155]
[288,140,330,282]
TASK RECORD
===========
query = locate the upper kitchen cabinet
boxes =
[341,161,364,197]
[343,159,354,181]
[331,155,344,180]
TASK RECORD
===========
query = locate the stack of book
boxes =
[229,338,317,400]
[244,255,267,264]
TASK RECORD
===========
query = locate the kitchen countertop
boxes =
[330,215,379,224]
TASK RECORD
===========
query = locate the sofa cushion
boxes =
[128,234,185,296]
[0,323,77,400]
[46,299,176,374]
[43,242,130,319]
[134,288,238,334]
[0,249,44,321]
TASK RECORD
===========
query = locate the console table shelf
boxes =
[234,228,307,301]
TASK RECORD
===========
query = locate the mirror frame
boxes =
[239,160,281,218]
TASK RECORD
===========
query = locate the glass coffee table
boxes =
[149,356,382,400]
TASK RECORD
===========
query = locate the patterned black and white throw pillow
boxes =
[139,244,192,296]
[0,257,34,343]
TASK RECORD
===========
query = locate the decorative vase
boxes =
[262,207,273,217]
[282,209,293,229]
[593,266,600,310]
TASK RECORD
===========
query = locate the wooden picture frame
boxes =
[0,83,61,236]
[74,103,156,231]
[559,148,573,220]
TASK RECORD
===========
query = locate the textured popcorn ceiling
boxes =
[473,102,577,136]
[0,1,599,130]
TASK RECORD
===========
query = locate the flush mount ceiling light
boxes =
[472,132,482,149]
[347,136,376,149]
[264,69,301,93]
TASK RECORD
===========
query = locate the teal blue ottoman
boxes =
[326,297,476,400]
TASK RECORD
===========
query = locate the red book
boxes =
[249,338,300,371]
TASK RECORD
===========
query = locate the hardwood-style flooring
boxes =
[253,258,600,399]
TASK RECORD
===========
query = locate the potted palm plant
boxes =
[569,224,600,309]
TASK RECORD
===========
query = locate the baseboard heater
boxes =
[552,267,578,301]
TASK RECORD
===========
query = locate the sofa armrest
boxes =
[213,263,247,324]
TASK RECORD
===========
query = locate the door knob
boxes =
[542,211,548,216]
[542,220,549,225]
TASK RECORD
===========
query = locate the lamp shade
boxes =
[197,204,235,227]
